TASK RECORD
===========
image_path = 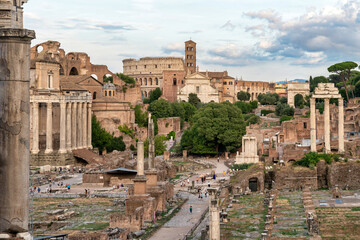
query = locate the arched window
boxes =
[69,67,79,75]
[109,91,111,97]
[145,78,147,86]
[173,78,177,86]
[140,78,142,85]
[150,78,153,85]
[105,91,107,97]
[155,78,158,85]
[93,92,97,99]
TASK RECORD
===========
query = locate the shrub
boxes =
[230,163,253,171]
[280,116,293,122]
[261,109,274,116]
[293,152,340,168]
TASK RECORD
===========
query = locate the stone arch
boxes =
[150,78,153,85]
[36,45,43,53]
[294,94,305,108]
[140,78,143,85]
[91,73,98,80]
[287,83,310,107]
[69,67,79,75]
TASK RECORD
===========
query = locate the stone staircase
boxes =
[272,191,309,239]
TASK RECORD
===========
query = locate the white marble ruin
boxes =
[235,135,259,164]
[310,83,344,153]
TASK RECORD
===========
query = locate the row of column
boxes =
[32,101,92,154]
[310,98,344,153]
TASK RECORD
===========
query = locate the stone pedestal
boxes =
[183,150,188,160]
[145,169,158,187]
[0,27,35,234]
[164,150,170,161]
[133,176,147,195]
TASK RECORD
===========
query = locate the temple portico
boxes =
[30,93,92,155]
[310,83,344,153]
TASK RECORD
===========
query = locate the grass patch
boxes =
[73,222,109,231]
[351,207,360,211]
[281,229,297,235]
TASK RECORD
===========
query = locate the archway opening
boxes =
[91,74,98,80]
[59,65,65,75]
[294,94,305,108]
[93,92,97,100]
[69,67,79,75]
[249,178,258,192]
[103,74,113,83]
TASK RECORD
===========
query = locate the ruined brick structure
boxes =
[236,79,275,101]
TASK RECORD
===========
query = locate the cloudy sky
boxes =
[24,0,360,82]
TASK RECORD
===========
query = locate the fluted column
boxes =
[66,102,72,151]
[338,98,344,153]
[45,102,53,154]
[310,98,316,152]
[59,101,66,153]
[78,102,83,148]
[87,103,92,148]
[72,102,77,149]
[82,102,87,148]
[324,98,330,153]
[32,102,39,154]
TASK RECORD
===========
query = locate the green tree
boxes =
[148,99,173,118]
[279,97,287,104]
[103,75,113,83]
[92,115,125,154]
[234,101,252,114]
[328,61,358,101]
[237,91,250,101]
[275,103,294,117]
[294,94,305,108]
[310,76,328,92]
[181,102,246,154]
[188,93,201,107]
[180,102,197,122]
[249,100,258,109]
[144,135,167,157]
[134,105,147,127]
[149,87,162,103]
[257,93,279,105]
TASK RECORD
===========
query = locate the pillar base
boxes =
[133,175,147,195]
[0,232,32,240]
[58,149,67,154]
[44,149,53,154]
[145,169,158,187]
[31,149,39,155]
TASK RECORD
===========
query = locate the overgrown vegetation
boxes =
[144,135,167,157]
[118,124,135,139]
[293,152,340,168]
[230,163,253,171]
[116,73,135,86]
[92,115,125,154]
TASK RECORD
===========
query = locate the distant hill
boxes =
[277,79,307,84]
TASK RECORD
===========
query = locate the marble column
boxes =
[32,102,39,154]
[324,98,331,153]
[0,2,35,235]
[45,102,53,154]
[87,103,92,148]
[59,101,66,153]
[78,102,83,148]
[338,98,344,153]
[66,102,72,151]
[208,188,220,240]
[137,141,145,176]
[72,102,77,149]
[82,102,87,148]
[310,98,316,152]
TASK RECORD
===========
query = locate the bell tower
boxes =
[185,40,196,74]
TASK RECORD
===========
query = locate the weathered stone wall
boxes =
[274,166,317,190]
[110,207,144,232]
[162,70,186,102]
[157,117,181,136]
[30,152,75,166]
[236,80,272,101]
[231,163,265,193]
[327,162,360,189]
[82,172,104,184]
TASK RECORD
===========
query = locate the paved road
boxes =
[149,158,229,240]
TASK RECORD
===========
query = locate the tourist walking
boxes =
[190,205,193,214]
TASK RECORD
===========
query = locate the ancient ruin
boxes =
[235,135,259,164]
[0,0,35,238]
[310,83,344,153]
[287,82,310,107]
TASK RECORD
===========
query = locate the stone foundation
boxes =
[30,152,75,166]
[110,207,144,232]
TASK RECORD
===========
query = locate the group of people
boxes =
[197,188,208,200]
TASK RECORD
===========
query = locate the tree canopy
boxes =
[181,102,246,154]
[310,76,328,92]
[188,93,201,107]
[257,93,279,105]
[237,91,250,101]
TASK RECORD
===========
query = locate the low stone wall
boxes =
[274,166,317,190]
[328,162,360,189]
[110,206,144,232]
[231,163,265,193]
